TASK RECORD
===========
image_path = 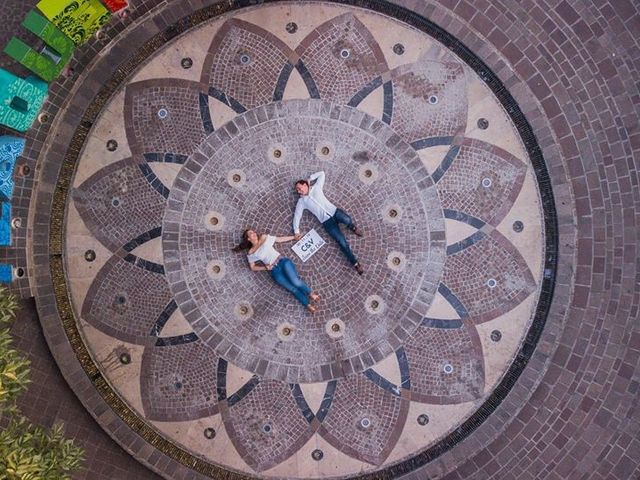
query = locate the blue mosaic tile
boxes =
[0,136,24,201]
[0,202,11,246]
[0,264,12,283]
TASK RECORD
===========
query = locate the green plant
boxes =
[0,287,84,479]
[0,287,18,327]
[0,328,31,415]
[0,416,84,480]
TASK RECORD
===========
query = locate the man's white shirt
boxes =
[293,171,337,234]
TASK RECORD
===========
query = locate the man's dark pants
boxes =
[322,208,358,265]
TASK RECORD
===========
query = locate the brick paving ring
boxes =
[163,99,445,383]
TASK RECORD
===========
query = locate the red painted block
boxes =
[103,0,127,12]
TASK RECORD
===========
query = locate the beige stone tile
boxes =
[465,71,527,160]
[65,202,111,313]
[315,433,371,476]
[157,306,193,337]
[225,362,257,397]
[357,12,437,69]
[445,217,478,246]
[476,292,537,393]
[73,90,130,187]
[495,167,544,278]
[370,352,401,386]
[147,162,182,190]
[384,400,475,465]
[80,324,145,414]
[298,382,329,416]
[210,95,239,129]
[236,4,351,50]
[282,67,312,100]
[130,23,219,83]
[425,290,460,319]
[130,235,163,265]
[357,83,384,120]
[418,145,449,175]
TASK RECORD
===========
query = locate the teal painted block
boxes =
[0,68,48,132]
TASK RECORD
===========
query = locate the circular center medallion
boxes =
[163,99,445,383]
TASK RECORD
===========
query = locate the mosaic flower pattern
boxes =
[70,14,540,473]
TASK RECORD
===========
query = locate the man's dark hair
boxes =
[295,179,309,188]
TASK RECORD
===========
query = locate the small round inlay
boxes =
[491,330,502,342]
[119,353,131,365]
[482,177,492,188]
[443,363,454,374]
[106,139,118,151]
[286,22,298,34]
[513,220,524,232]
[157,108,169,119]
[487,278,497,289]
[181,57,193,69]
[84,250,96,262]
[203,427,216,439]
[340,48,350,59]
[417,414,430,426]
[428,95,438,105]
[393,43,405,55]
[477,118,489,130]
[312,449,324,461]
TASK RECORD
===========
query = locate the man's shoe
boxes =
[354,263,364,275]
[351,227,364,237]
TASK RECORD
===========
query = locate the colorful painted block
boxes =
[0,264,12,283]
[0,136,25,201]
[0,202,11,246]
[103,0,128,13]
[37,0,111,45]
[0,69,48,132]
[4,11,75,82]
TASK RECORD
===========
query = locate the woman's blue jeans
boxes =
[270,257,311,306]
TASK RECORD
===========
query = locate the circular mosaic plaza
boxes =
[56,2,551,478]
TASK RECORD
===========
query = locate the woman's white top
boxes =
[247,235,280,265]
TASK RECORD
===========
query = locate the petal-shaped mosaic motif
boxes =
[404,321,484,404]
[442,229,537,323]
[201,19,293,110]
[319,374,409,465]
[220,379,315,472]
[140,338,219,421]
[390,57,467,145]
[124,79,212,157]
[437,138,527,225]
[73,157,167,252]
[81,256,172,344]
[296,13,387,104]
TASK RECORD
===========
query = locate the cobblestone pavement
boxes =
[2,0,638,479]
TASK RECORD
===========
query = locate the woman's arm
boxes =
[275,235,297,243]
[249,261,271,271]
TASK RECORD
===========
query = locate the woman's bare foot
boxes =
[310,292,321,303]
[307,304,317,313]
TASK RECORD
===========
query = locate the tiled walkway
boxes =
[3,0,638,479]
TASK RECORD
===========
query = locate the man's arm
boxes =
[309,171,325,191]
[292,199,305,235]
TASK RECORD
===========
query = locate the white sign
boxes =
[292,229,326,262]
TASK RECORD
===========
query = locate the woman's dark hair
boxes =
[295,179,309,188]
[232,230,252,252]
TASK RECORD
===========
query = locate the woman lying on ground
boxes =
[232,229,320,313]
